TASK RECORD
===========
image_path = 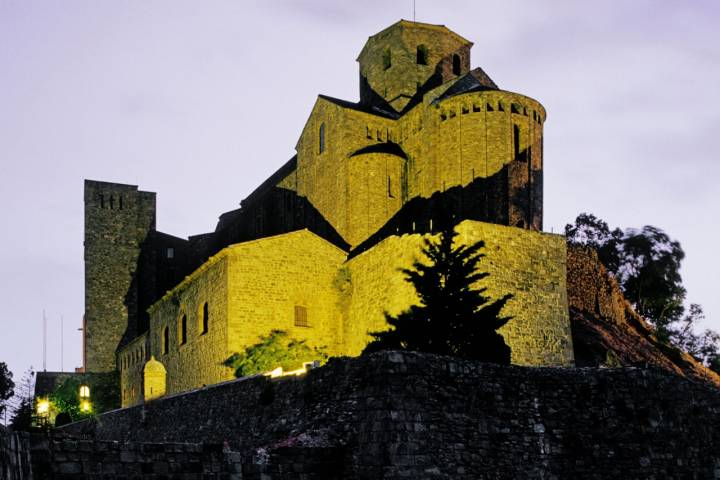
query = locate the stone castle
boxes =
[83,20,575,408]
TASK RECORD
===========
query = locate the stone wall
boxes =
[344,220,573,366]
[0,426,32,480]
[225,231,347,360]
[132,230,348,399]
[147,250,231,399]
[28,435,241,479]
[61,351,720,479]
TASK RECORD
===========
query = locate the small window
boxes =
[387,176,394,198]
[200,302,209,335]
[319,123,325,153]
[416,45,428,65]
[109,195,115,210]
[498,102,505,112]
[366,126,372,139]
[294,305,309,327]
[99,194,105,209]
[514,125,521,161]
[166,247,174,259]
[162,326,169,354]
[383,48,391,70]
[486,103,494,112]
[179,314,187,345]
[452,54,461,75]
[118,196,123,210]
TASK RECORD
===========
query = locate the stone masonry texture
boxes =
[61,351,720,479]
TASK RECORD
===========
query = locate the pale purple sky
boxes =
[1,1,719,388]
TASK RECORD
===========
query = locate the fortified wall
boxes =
[62,351,720,479]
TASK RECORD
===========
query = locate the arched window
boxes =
[514,124,523,161]
[416,45,428,65]
[319,123,326,153]
[162,326,169,354]
[179,314,187,345]
[200,302,209,335]
[452,54,461,75]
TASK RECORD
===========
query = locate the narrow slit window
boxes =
[99,194,105,209]
[383,48,391,70]
[294,305,309,327]
[179,314,187,345]
[109,195,114,209]
[319,123,326,153]
[201,302,209,335]
[514,125,522,161]
[387,176,394,198]
[119,196,123,210]
[162,326,169,354]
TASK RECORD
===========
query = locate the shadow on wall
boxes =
[117,185,351,347]
[350,156,541,258]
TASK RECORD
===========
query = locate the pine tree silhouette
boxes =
[364,225,513,364]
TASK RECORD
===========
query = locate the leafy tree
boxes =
[0,362,14,417]
[224,330,327,378]
[9,397,33,431]
[363,226,513,364]
[566,214,686,340]
[668,304,720,370]
[8,368,34,431]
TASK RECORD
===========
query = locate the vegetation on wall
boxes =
[224,330,328,378]
[566,213,720,372]
[49,372,120,423]
[363,226,513,364]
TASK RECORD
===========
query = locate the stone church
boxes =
[82,20,574,408]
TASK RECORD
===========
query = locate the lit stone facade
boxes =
[85,20,573,408]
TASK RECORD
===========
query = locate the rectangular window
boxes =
[294,305,309,327]
[387,176,394,198]
[166,247,174,259]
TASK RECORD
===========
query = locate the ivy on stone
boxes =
[224,330,327,378]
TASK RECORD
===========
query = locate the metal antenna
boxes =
[413,0,416,22]
[42,309,47,372]
[61,315,64,372]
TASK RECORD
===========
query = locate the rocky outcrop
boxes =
[567,245,720,386]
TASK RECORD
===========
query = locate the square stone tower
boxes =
[84,180,156,372]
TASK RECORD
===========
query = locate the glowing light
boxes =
[264,361,320,379]
[37,399,50,415]
[79,385,90,399]
[80,400,92,413]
